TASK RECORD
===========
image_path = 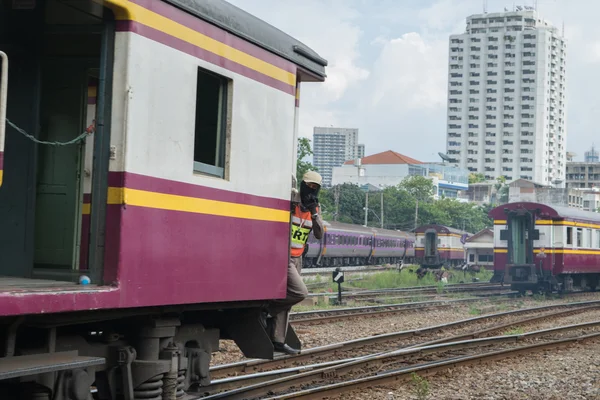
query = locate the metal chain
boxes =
[6,118,93,146]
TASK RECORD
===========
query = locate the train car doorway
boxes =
[507,213,535,265]
[424,230,438,264]
[0,0,113,285]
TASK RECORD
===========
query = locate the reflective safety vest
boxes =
[290,204,314,258]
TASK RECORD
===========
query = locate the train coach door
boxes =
[33,60,88,273]
[0,0,115,284]
[424,230,438,264]
[507,214,535,265]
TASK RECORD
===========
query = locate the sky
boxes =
[227,0,599,163]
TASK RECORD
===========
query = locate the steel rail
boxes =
[306,283,504,298]
[209,299,600,379]
[199,320,600,399]
[263,327,600,399]
[290,296,517,325]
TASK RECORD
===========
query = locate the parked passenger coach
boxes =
[414,224,472,268]
[490,202,600,293]
[0,0,327,398]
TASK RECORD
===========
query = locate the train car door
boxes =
[33,59,89,273]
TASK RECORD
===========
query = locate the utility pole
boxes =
[334,185,340,222]
[380,192,384,229]
[364,191,369,227]
[414,199,419,229]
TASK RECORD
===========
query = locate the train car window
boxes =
[469,254,475,262]
[576,228,583,247]
[193,67,231,179]
[567,227,573,245]
[588,229,592,248]
[597,230,600,248]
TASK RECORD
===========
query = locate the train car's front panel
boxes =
[498,210,545,290]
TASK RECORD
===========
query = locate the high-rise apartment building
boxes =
[313,127,364,187]
[446,8,567,185]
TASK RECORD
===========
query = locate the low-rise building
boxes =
[464,228,494,269]
[508,178,583,208]
[331,150,469,199]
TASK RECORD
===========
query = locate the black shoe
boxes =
[273,342,300,355]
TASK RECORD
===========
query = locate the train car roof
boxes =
[164,0,328,81]
[323,221,413,237]
[413,224,473,236]
[489,201,600,223]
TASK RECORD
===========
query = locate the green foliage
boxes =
[495,175,509,204]
[349,268,494,290]
[468,172,486,184]
[398,175,435,202]
[296,137,317,184]
[411,372,430,400]
[468,305,482,315]
[504,327,525,335]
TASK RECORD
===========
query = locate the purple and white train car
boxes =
[304,221,416,267]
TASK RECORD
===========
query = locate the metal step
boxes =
[0,351,105,380]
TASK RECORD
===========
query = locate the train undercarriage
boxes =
[500,264,600,295]
[0,303,296,400]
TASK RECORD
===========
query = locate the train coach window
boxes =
[567,227,573,245]
[577,228,583,247]
[193,67,231,179]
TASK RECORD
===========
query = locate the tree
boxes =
[494,175,509,204]
[296,137,317,184]
[398,176,435,202]
[469,173,486,184]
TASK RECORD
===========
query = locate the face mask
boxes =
[300,181,320,207]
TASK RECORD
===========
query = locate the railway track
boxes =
[232,323,600,399]
[301,266,397,277]
[290,294,517,324]
[307,282,505,298]
[197,304,600,399]
[206,299,600,383]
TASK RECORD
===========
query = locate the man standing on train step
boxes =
[268,171,324,355]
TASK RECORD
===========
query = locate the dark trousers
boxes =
[268,256,308,343]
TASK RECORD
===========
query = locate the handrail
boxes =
[0,51,8,187]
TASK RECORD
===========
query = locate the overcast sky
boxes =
[228,0,598,163]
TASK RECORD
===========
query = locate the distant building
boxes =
[464,228,494,268]
[585,145,599,163]
[565,162,600,189]
[313,127,365,187]
[446,8,567,185]
[508,178,583,208]
[357,144,365,159]
[331,150,469,199]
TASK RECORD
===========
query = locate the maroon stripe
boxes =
[102,204,122,284]
[83,193,91,203]
[129,0,296,74]
[295,98,299,107]
[87,97,97,105]
[108,171,289,210]
[79,214,90,271]
[117,206,288,305]
[116,21,295,95]
[0,151,3,169]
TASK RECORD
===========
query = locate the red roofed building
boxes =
[343,150,422,166]
[332,150,469,200]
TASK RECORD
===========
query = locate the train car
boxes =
[0,0,326,398]
[490,202,600,293]
[304,221,416,267]
[414,224,472,268]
